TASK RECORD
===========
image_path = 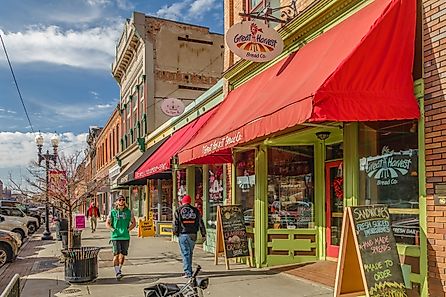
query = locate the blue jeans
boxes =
[179,234,196,276]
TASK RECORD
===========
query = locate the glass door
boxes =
[325,160,343,258]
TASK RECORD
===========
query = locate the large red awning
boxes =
[135,106,231,180]
[179,0,419,164]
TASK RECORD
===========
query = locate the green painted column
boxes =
[202,165,209,227]
[255,146,268,267]
[314,140,326,259]
[186,166,196,203]
[172,170,178,213]
[416,80,428,297]
[343,122,359,207]
[231,162,236,204]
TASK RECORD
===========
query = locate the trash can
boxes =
[56,218,68,241]
[62,247,101,283]
[61,230,82,249]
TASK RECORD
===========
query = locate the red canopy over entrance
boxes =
[135,106,231,180]
[178,0,419,164]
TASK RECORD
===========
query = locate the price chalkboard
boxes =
[334,205,407,297]
[215,205,250,269]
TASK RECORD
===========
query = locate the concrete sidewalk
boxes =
[18,222,333,297]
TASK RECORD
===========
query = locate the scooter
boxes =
[144,265,209,297]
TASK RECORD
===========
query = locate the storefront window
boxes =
[149,179,173,221]
[131,187,140,217]
[160,180,173,221]
[358,121,419,245]
[235,150,256,228]
[207,165,224,228]
[267,146,315,229]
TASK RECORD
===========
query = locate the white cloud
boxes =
[38,101,115,120]
[189,0,217,18]
[115,0,134,10]
[156,1,192,21]
[0,131,87,169]
[85,0,111,6]
[96,104,112,109]
[156,0,220,22]
[0,24,121,70]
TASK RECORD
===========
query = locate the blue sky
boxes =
[0,0,224,186]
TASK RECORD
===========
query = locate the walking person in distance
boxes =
[86,201,100,233]
[173,194,206,278]
[106,195,136,280]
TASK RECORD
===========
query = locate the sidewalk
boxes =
[14,222,333,297]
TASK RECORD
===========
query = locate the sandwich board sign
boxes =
[215,205,251,269]
[334,205,407,297]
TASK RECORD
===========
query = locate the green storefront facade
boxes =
[130,0,429,295]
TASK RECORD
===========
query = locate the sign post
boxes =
[334,205,407,297]
[215,205,250,270]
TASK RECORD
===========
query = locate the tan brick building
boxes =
[111,13,224,217]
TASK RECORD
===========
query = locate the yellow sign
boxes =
[158,223,173,236]
[138,219,155,238]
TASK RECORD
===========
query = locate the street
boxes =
[0,223,333,297]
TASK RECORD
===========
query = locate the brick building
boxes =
[423,0,446,295]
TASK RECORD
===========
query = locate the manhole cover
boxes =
[62,288,82,294]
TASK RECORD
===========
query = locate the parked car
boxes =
[0,207,39,234]
[0,215,28,241]
[0,229,20,268]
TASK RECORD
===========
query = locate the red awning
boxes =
[179,0,419,164]
[135,106,231,180]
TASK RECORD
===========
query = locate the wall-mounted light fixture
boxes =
[316,131,331,141]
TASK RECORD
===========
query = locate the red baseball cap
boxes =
[182,195,191,204]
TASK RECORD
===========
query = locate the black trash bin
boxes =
[62,247,101,283]
[56,218,68,241]
[61,230,82,249]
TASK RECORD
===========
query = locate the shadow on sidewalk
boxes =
[20,278,70,296]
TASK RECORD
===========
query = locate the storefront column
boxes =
[202,165,209,229]
[157,180,162,221]
[231,162,236,204]
[417,85,428,297]
[144,180,149,219]
[255,145,268,267]
[172,170,178,213]
[315,139,325,260]
[343,123,359,207]
[186,167,195,204]
[128,187,132,210]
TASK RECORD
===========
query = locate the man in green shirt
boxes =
[106,195,136,280]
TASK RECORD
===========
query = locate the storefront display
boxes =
[358,121,419,245]
[235,150,255,228]
[207,165,224,228]
[195,167,203,215]
[267,146,315,229]
[177,169,187,204]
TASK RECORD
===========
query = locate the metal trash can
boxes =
[56,218,68,241]
[62,247,101,283]
[61,230,82,249]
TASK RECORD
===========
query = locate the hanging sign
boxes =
[334,205,407,297]
[226,21,283,62]
[161,97,185,117]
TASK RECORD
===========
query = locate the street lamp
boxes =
[35,133,60,240]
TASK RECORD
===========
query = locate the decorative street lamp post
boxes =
[35,133,60,240]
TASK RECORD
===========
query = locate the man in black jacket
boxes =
[173,195,206,278]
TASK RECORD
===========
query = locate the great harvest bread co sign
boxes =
[226,21,283,62]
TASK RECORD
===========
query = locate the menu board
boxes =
[216,205,249,259]
[335,205,407,297]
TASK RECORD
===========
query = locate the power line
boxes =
[0,32,35,133]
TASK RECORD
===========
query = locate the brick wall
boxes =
[423,0,446,295]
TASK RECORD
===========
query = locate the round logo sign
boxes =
[226,21,284,62]
[161,98,185,117]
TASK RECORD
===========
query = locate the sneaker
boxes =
[116,272,123,280]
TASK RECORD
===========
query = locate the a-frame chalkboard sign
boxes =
[334,205,407,297]
[215,205,251,270]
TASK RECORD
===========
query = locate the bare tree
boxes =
[10,150,104,249]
